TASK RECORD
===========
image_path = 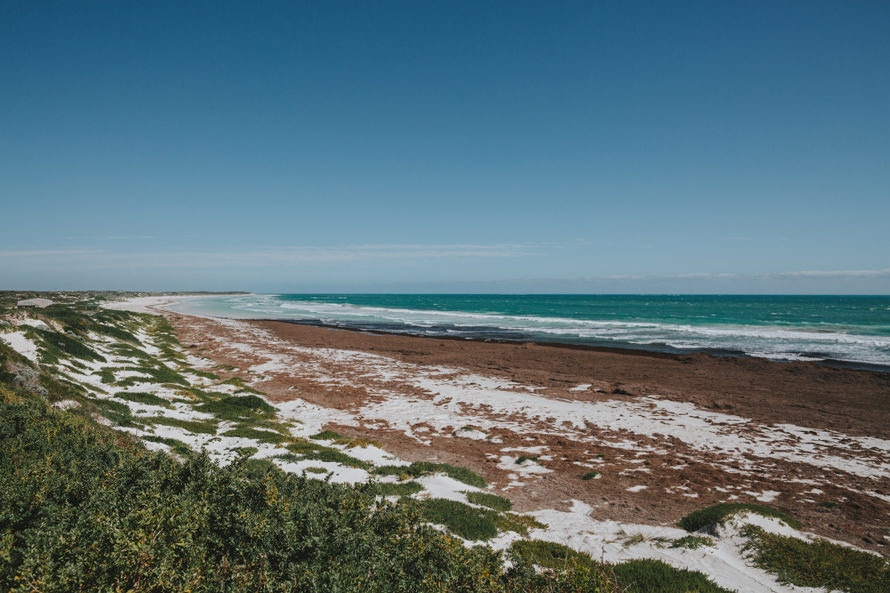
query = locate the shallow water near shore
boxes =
[168,294,890,368]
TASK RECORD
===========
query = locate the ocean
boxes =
[168,294,890,370]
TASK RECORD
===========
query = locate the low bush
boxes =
[142,435,192,456]
[613,559,736,593]
[511,540,597,571]
[374,461,486,488]
[3,389,617,593]
[303,466,329,474]
[310,429,342,440]
[743,525,889,593]
[679,503,801,532]
[115,391,172,408]
[419,498,499,541]
[145,415,217,435]
[197,394,276,421]
[466,491,512,512]
[116,364,187,386]
[189,369,220,381]
[670,535,714,550]
[495,512,547,534]
[35,328,106,363]
[366,481,424,497]
[90,398,141,427]
[223,426,290,444]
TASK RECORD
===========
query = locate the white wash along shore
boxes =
[1,295,880,592]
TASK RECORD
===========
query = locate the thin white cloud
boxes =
[0,243,536,269]
[597,269,890,282]
[0,249,102,257]
[777,268,890,278]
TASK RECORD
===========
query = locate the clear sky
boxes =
[1,1,888,293]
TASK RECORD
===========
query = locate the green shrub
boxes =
[366,481,424,497]
[582,470,599,480]
[3,389,618,593]
[94,323,140,344]
[679,503,801,532]
[466,491,512,512]
[613,559,736,593]
[494,512,547,535]
[511,540,596,571]
[116,364,187,386]
[197,394,276,421]
[670,535,714,550]
[285,438,374,468]
[515,455,539,464]
[190,369,220,381]
[311,429,344,440]
[301,448,371,469]
[142,435,192,456]
[222,426,289,444]
[145,415,217,435]
[374,461,486,488]
[90,398,141,427]
[309,431,381,448]
[35,329,106,363]
[303,466,329,474]
[743,525,889,593]
[115,391,172,408]
[419,498,499,541]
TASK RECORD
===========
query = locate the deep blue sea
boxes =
[169,294,890,369]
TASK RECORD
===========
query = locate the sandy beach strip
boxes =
[108,296,890,556]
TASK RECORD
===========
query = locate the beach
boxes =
[157,303,890,556]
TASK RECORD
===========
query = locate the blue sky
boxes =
[1,1,888,293]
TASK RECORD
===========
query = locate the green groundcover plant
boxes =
[0,385,619,593]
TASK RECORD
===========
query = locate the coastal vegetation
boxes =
[678,503,802,532]
[1,389,620,592]
[466,491,513,512]
[2,293,886,592]
[743,525,889,593]
[374,461,487,488]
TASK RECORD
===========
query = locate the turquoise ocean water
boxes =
[169,294,890,369]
